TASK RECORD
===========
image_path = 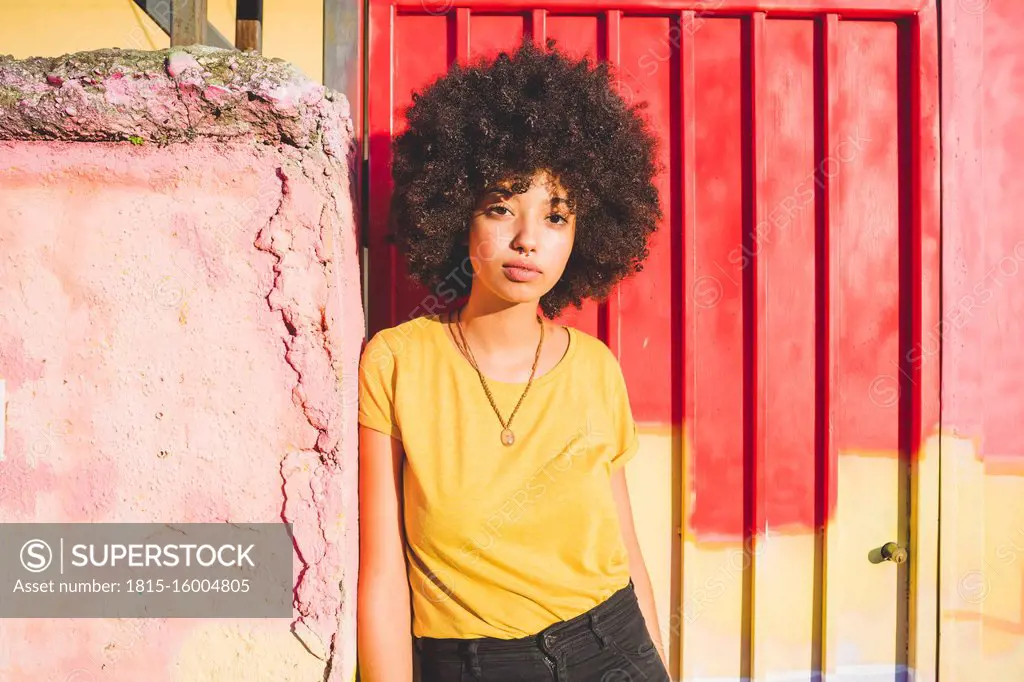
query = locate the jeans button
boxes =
[544,633,555,647]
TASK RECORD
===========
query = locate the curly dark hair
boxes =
[388,37,663,318]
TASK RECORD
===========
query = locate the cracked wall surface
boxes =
[0,46,362,682]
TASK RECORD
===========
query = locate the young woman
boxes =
[357,38,667,681]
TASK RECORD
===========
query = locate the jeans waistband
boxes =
[416,579,638,657]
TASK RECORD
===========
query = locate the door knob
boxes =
[880,542,907,564]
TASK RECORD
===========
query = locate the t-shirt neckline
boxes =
[430,313,576,388]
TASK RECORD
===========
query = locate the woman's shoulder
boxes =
[564,326,626,383]
[567,326,618,363]
[362,313,442,363]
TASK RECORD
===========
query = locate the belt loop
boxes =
[588,611,612,648]
[465,640,482,678]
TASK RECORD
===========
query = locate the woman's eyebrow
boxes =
[550,197,572,209]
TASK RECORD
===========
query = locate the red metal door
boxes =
[366,2,940,679]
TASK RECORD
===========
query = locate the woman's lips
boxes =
[502,265,542,283]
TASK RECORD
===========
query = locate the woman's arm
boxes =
[610,468,668,670]
[357,425,413,682]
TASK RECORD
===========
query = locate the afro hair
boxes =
[388,37,663,318]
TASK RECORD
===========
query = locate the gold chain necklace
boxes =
[452,306,544,446]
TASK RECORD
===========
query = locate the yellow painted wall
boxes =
[0,0,324,84]
[631,424,1024,681]
[627,426,942,681]
[938,436,1024,682]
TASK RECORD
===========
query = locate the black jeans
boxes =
[415,581,670,682]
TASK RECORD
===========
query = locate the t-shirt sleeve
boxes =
[607,354,639,469]
[358,332,402,441]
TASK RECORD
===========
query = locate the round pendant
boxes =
[500,428,515,446]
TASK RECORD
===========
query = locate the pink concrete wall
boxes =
[0,47,362,681]
[939,2,1024,679]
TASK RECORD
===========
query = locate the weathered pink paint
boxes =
[0,47,362,681]
[942,0,1024,464]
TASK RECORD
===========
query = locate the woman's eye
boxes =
[549,214,569,224]
[487,205,512,216]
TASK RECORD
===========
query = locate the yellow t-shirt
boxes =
[357,313,639,639]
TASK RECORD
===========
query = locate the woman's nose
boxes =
[510,217,541,253]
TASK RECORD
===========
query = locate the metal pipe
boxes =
[236,0,264,53]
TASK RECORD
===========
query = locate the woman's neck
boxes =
[455,294,542,358]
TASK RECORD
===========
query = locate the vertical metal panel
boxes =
[676,13,696,678]
[746,13,767,682]
[544,15,600,340]
[688,14,747,548]
[367,0,395,334]
[530,8,546,43]
[544,13,599,59]
[469,14,526,59]
[908,8,940,681]
[544,17,598,339]
[614,17,679,655]
[616,13,675,422]
[819,14,840,677]
[454,7,471,62]
[750,15,820,680]
[598,9,622,358]
[831,18,904,676]
[390,13,451,324]
[685,17,748,680]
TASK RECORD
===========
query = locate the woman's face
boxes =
[467,170,577,307]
